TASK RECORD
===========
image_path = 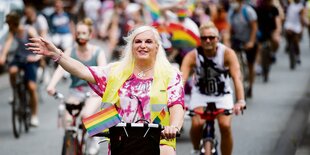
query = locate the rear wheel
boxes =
[23,94,31,133]
[261,42,271,83]
[12,88,22,138]
[236,51,249,99]
[289,44,296,70]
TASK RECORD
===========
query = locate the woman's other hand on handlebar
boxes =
[161,125,179,140]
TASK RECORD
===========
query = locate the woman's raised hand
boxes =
[26,37,60,57]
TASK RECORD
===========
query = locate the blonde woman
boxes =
[27,25,185,155]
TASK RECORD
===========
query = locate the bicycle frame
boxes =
[190,103,232,155]
[54,92,88,155]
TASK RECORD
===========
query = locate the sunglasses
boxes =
[200,36,217,41]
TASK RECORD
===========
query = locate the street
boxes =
[0,32,309,155]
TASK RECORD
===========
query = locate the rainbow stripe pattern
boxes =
[153,22,200,48]
[169,23,200,48]
[82,105,121,136]
[152,108,166,124]
[145,0,160,21]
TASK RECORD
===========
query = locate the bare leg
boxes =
[27,81,38,116]
[218,114,233,155]
[190,114,205,150]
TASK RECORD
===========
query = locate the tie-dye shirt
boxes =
[88,66,184,123]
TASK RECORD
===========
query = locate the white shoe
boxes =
[87,137,100,155]
[31,116,39,127]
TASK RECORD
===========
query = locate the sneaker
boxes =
[31,116,39,127]
[87,137,100,155]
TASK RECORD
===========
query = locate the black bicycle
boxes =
[54,92,90,155]
[189,103,233,155]
[11,69,32,138]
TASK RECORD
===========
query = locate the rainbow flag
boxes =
[82,105,121,136]
[168,23,200,48]
[152,108,166,124]
[145,0,160,21]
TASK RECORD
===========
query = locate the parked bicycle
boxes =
[53,92,90,155]
[188,102,234,155]
[11,68,32,138]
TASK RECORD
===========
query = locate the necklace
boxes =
[136,66,153,78]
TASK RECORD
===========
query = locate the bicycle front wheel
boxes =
[62,131,81,155]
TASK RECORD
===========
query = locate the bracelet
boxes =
[52,49,63,62]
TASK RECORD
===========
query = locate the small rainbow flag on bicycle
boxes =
[152,108,166,124]
[82,105,121,136]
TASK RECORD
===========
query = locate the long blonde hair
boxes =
[113,25,177,77]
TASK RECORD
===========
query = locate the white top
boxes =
[284,2,304,33]
[189,43,233,110]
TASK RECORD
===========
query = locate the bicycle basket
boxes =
[109,123,162,155]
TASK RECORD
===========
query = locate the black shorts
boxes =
[244,43,258,64]
[231,39,258,64]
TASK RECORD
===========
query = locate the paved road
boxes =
[0,32,309,155]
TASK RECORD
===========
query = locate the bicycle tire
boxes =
[261,42,271,83]
[236,51,250,98]
[62,131,81,155]
[288,43,296,70]
[23,92,31,133]
[12,87,22,138]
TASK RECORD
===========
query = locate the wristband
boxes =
[52,49,63,62]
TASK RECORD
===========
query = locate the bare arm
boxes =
[0,32,14,65]
[245,20,258,49]
[26,37,96,84]
[97,49,107,67]
[180,50,196,84]
[46,48,72,95]
[224,48,246,115]
[169,104,184,132]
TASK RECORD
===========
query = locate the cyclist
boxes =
[256,0,282,60]
[283,0,307,65]
[0,12,41,127]
[181,21,246,155]
[48,0,75,51]
[27,25,185,155]
[228,0,258,98]
[46,18,106,155]
[22,4,49,38]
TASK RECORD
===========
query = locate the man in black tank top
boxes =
[181,21,246,155]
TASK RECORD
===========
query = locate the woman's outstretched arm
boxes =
[26,37,96,84]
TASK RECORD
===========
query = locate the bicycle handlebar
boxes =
[93,123,181,138]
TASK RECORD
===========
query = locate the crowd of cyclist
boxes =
[0,0,310,155]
